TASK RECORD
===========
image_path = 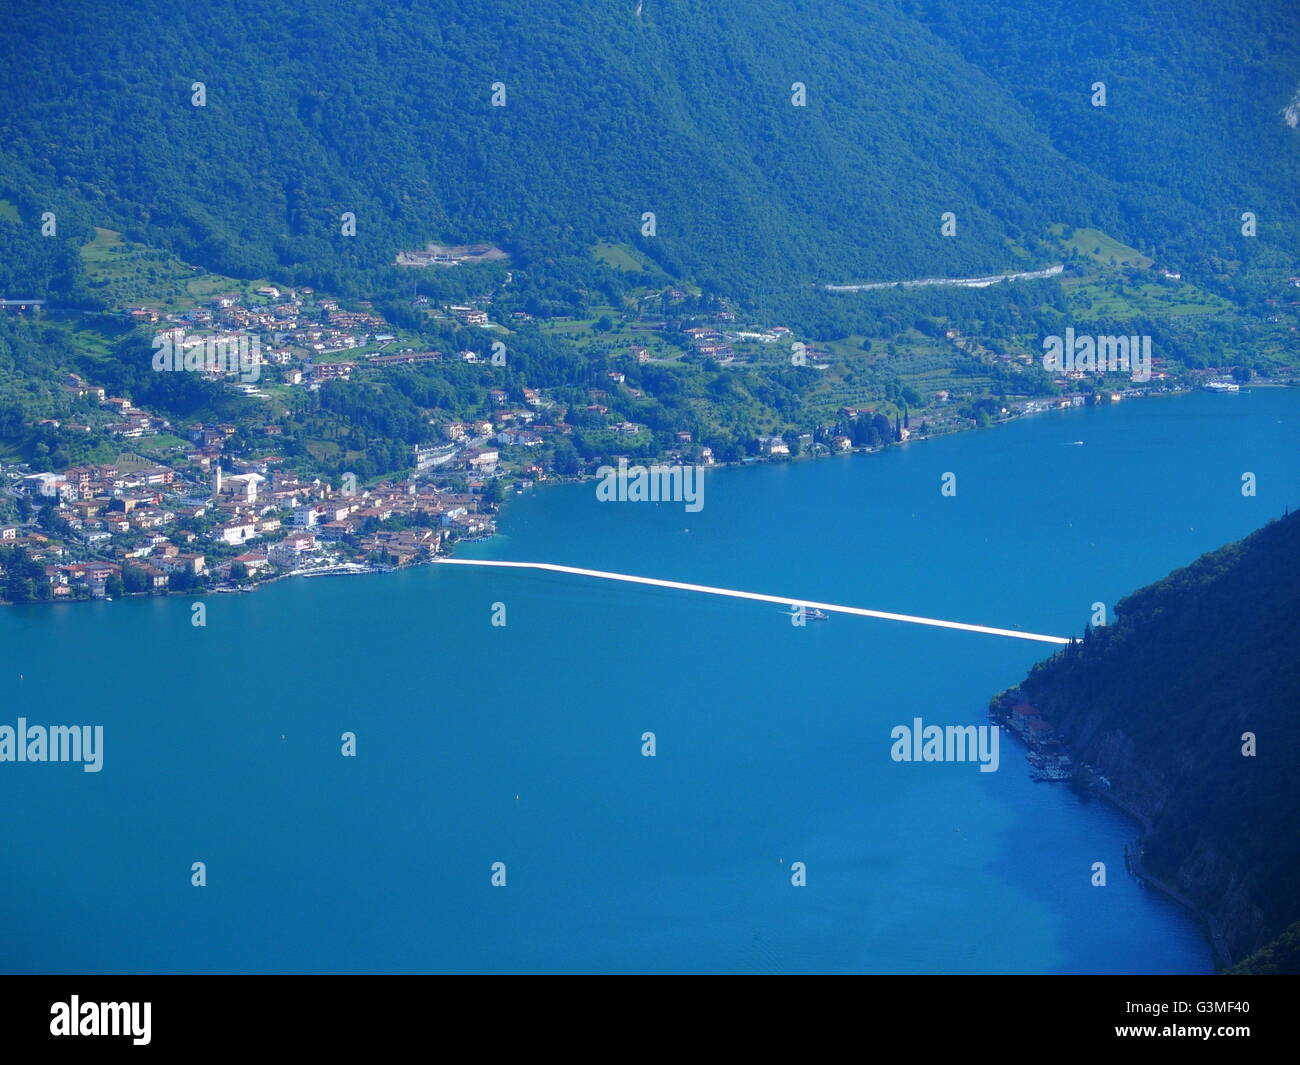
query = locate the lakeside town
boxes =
[1,444,496,602]
[1,276,1293,606]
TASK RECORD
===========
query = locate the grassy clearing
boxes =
[1050,224,1153,268]
[591,242,651,272]
[80,226,254,310]
[118,435,190,463]
[1064,277,1233,319]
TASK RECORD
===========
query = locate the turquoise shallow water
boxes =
[1,389,1295,973]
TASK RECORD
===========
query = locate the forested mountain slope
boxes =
[912,0,1300,279]
[2,0,1295,297]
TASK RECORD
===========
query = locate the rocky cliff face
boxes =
[1078,723,1268,961]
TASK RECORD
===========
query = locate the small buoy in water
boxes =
[515,794,520,801]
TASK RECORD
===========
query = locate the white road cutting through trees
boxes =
[435,558,1072,645]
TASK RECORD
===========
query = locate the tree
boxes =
[169,570,197,592]
[551,437,581,475]
[38,504,72,538]
[123,567,149,594]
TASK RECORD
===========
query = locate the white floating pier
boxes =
[435,558,1071,645]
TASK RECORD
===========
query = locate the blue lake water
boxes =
[2,388,1296,973]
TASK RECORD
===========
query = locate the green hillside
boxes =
[2,0,1295,302]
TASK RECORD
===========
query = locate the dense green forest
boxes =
[911,0,1300,276]
[1,0,1296,304]
[1017,510,1300,969]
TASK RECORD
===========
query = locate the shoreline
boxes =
[993,692,1233,972]
[1103,787,1234,972]
[0,383,1283,608]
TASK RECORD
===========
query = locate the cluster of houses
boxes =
[59,374,169,439]
[0,431,498,602]
[124,288,501,391]
[676,323,798,364]
[990,692,1077,783]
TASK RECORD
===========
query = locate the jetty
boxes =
[435,559,1071,644]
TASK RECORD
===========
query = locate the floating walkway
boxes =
[435,559,1071,645]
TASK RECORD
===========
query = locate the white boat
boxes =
[787,606,829,621]
[1203,380,1240,393]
